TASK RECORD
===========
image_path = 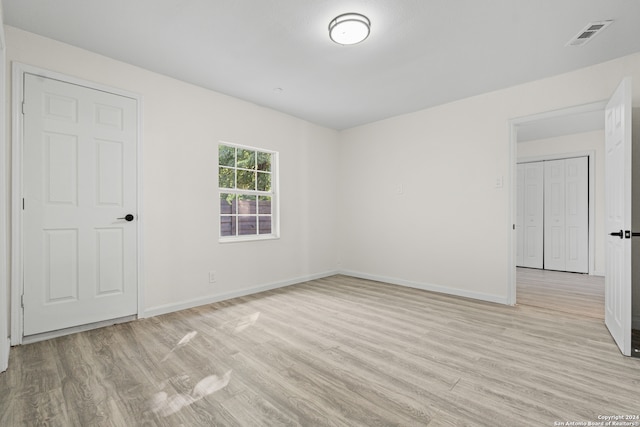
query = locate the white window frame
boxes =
[218,141,279,243]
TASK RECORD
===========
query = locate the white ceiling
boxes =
[3,0,640,130]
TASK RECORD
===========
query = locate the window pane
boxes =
[237,149,256,170]
[257,152,271,171]
[238,195,256,214]
[220,193,236,214]
[257,172,271,192]
[219,145,235,167]
[237,170,256,190]
[219,167,235,188]
[258,196,271,214]
[238,216,257,235]
[218,144,277,241]
[259,216,272,234]
[220,216,236,237]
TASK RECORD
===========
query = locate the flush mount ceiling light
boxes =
[329,13,371,45]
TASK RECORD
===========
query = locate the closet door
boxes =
[520,162,544,268]
[544,157,588,273]
[544,160,566,271]
[564,157,588,273]
[516,164,525,266]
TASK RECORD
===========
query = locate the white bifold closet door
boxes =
[516,162,544,269]
[543,157,589,273]
[516,165,525,266]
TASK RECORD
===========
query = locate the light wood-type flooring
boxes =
[2,275,639,426]
[516,267,604,319]
[516,267,640,357]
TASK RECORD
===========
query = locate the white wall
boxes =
[4,26,339,320]
[338,52,640,303]
[0,3,9,372]
[517,130,605,275]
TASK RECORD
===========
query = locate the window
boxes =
[218,142,278,241]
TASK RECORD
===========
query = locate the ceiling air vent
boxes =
[566,20,613,47]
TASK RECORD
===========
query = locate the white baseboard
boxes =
[591,270,605,277]
[144,270,340,318]
[0,337,9,372]
[339,270,510,305]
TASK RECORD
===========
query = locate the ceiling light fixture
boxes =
[329,13,371,45]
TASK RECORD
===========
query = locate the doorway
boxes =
[509,96,640,356]
[11,64,143,344]
[509,102,606,311]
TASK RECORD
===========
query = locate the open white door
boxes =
[604,77,632,356]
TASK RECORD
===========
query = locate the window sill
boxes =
[218,234,280,244]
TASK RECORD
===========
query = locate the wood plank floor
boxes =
[516,267,604,319]
[2,275,639,426]
[517,268,640,357]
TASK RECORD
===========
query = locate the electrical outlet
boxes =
[209,271,217,284]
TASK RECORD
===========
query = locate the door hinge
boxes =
[21,102,25,115]
[21,294,24,308]
[23,198,25,210]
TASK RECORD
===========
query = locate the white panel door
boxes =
[516,164,525,266]
[544,160,566,271]
[564,157,589,273]
[23,73,138,336]
[544,158,589,273]
[521,162,544,268]
[604,77,632,356]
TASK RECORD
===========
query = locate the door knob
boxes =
[118,214,135,222]
[609,230,623,239]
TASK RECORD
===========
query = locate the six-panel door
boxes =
[22,73,138,336]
